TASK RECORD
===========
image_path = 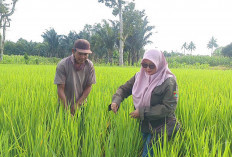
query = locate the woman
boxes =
[111,49,180,157]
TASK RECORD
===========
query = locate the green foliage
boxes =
[221,43,232,57]
[207,37,218,50]
[213,47,223,56]
[4,39,48,56]
[24,52,29,64]
[181,42,188,55]
[188,41,196,54]
[207,37,218,56]
[41,28,60,57]
[0,55,60,65]
[2,54,232,69]
[166,55,232,68]
[163,51,184,57]
[123,2,154,65]
[35,58,39,65]
[0,65,232,156]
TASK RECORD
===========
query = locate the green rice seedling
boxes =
[0,65,231,156]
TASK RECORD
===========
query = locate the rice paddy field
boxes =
[0,64,232,157]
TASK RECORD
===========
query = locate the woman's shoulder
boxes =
[153,77,177,94]
[164,77,176,85]
[158,77,176,89]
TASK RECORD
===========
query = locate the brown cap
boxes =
[74,39,92,54]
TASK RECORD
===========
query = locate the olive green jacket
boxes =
[112,75,178,133]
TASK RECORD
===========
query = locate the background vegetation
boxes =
[1,55,232,70]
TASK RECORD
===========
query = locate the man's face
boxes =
[72,50,88,64]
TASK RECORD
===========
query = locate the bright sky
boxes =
[5,0,232,56]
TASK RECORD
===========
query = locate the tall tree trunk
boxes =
[132,49,136,66]
[2,18,7,59]
[109,50,113,65]
[0,15,3,61]
[0,18,6,62]
[136,50,139,63]
[0,0,18,61]
[128,50,131,65]
[118,1,124,66]
[0,29,3,62]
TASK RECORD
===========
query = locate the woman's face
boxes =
[141,59,157,75]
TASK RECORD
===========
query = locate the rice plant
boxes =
[0,64,231,156]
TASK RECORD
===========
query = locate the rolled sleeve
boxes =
[86,64,96,86]
[54,63,66,85]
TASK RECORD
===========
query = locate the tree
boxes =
[221,43,232,57]
[0,0,18,61]
[93,20,118,64]
[98,0,134,66]
[34,42,49,57]
[124,3,154,65]
[188,41,196,55]
[16,38,30,55]
[41,28,60,57]
[181,42,188,55]
[207,36,218,56]
[58,31,79,58]
[4,40,17,55]
[213,47,223,56]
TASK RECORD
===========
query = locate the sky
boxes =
[5,0,232,56]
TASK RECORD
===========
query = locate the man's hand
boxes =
[129,109,140,119]
[71,104,76,115]
[71,99,86,115]
[111,103,119,113]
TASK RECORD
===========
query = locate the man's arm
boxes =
[57,84,68,110]
[77,85,92,106]
[71,85,92,115]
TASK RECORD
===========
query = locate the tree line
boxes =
[1,1,155,65]
[181,37,232,57]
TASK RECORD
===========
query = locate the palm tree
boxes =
[94,20,118,65]
[181,42,188,55]
[98,0,127,66]
[188,41,196,55]
[207,36,218,56]
[41,28,60,57]
[123,2,154,65]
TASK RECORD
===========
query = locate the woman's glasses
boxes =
[141,63,156,69]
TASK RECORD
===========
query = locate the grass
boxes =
[0,64,231,156]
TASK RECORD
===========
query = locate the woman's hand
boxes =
[111,103,119,113]
[130,109,140,119]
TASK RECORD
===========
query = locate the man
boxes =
[54,39,96,115]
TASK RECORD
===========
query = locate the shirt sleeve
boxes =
[86,63,96,86]
[112,75,135,106]
[54,62,66,85]
[139,79,178,121]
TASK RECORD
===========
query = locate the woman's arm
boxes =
[111,75,136,113]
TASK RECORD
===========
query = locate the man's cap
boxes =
[74,39,92,54]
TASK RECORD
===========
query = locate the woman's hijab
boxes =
[132,49,176,109]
